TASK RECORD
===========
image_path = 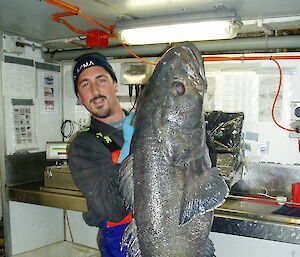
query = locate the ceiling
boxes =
[1,0,300,59]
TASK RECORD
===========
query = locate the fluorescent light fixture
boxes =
[115,8,242,45]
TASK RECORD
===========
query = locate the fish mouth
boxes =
[180,44,207,92]
[179,43,202,63]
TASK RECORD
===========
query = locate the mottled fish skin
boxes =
[121,42,228,257]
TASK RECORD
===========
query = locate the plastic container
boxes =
[12,241,101,257]
[292,182,300,203]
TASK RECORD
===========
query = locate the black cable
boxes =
[135,84,140,98]
[128,85,133,99]
[128,84,135,109]
[130,85,144,112]
[61,120,75,139]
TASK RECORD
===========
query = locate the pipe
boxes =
[43,35,300,61]
[44,44,169,61]
[44,36,85,44]
[195,35,300,52]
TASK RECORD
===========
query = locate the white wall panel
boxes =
[211,232,300,257]
[9,201,64,255]
[65,210,98,249]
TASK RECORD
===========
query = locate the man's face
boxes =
[77,66,119,120]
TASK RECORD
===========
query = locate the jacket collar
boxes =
[89,110,128,136]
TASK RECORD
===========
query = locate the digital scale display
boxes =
[46,142,69,160]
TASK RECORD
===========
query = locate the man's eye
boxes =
[97,78,106,84]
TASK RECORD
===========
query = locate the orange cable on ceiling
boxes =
[51,12,92,37]
[44,0,113,35]
[43,0,80,13]
[44,0,154,64]
[119,42,157,65]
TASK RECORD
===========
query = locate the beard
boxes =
[89,95,112,119]
[93,106,111,119]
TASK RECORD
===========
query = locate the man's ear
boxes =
[114,81,119,92]
[77,93,82,103]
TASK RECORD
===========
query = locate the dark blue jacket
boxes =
[68,116,129,226]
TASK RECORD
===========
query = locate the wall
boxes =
[203,53,300,165]
[9,202,64,255]
[210,232,300,257]
[203,53,300,197]
[2,36,63,154]
[64,211,98,249]
[0,33,65,256]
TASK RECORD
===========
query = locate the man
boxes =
[68,53,132,257]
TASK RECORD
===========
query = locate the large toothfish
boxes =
[120,42,229,257]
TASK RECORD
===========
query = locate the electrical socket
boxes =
[289,101,300,138]
[291,101,300,121]
[3,35,25,54]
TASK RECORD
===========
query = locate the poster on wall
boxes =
[37,70,60,114]
[12,99,38,152]
[2,61,36,98]
[43,74,55,111]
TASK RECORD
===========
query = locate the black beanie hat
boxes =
[73,53,117,95]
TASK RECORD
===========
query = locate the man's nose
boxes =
[90,82,100,95]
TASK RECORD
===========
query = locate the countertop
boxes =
[7,182,300,245]
[7,181,87,212]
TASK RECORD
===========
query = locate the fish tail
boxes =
[179,166,229,225]
[205,238,216,257]
[122,218,141,257]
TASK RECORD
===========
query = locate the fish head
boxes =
[163,42,207,96]
[139,42,209,166]
[152,42,207,131]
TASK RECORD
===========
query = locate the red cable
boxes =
[271,59,296,132]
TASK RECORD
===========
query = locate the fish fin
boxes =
[205,238,216,257]
[119,154,134,209]
[122,218,141,257]
[179,160,229,225]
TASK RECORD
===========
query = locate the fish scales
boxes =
[120,42,229,257]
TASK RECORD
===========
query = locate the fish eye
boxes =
[172,81,185,96]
